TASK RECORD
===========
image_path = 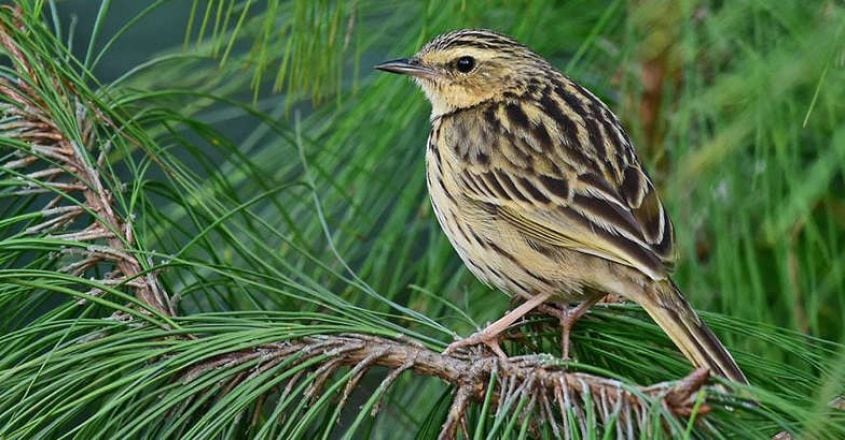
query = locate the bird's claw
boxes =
[444,331,508,360]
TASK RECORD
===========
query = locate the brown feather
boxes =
[380,28,745,383]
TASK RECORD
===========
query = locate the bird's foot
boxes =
[444,292,555,360]
[444,328,508,360]
[539,295,605,360]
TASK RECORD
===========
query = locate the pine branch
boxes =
[180,333,714,438]
[0,8,173,315]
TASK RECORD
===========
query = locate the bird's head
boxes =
[376,29,549,117]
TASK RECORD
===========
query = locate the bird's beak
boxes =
[374,58,435,79]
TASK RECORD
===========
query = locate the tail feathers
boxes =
[640,280,748,384]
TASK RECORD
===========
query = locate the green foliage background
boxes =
[1,0,844,438]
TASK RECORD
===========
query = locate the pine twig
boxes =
[0,11,173,315]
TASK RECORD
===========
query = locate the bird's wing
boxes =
[447,87,675,280]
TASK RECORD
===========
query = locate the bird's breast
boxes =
[425,122,586,301]
[425,126,500,288]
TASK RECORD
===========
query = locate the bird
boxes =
[375,29,748,384]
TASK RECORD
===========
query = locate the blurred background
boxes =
[2,0,844,437]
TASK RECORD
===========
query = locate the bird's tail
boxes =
[638,280,748,384]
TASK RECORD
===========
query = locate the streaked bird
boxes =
[376,29,747,384]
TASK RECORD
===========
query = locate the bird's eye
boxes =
[455,56,475,73]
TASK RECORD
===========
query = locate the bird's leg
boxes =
[445,292,553,360]
[539,295,605,360]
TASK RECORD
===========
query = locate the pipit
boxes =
[376,29,747,383]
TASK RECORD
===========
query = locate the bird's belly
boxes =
[426,155,585,301]
[430,202,513,293]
